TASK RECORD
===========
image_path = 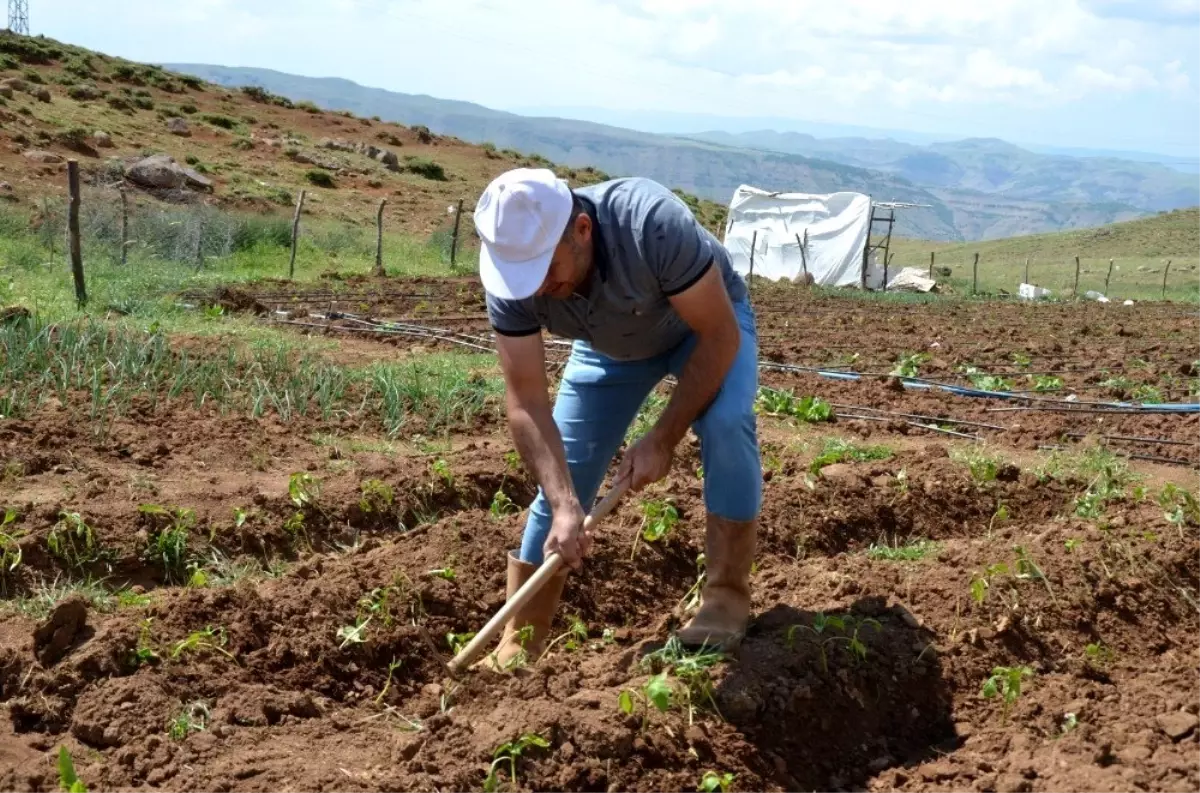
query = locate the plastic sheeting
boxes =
[722,186,884,288]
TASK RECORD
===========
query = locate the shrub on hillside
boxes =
[411,125,434,144]
[296,100,322,114]
[404,157,445,181]
[201,113,237,130]
[0,32,62,64]
[305,170,336,188]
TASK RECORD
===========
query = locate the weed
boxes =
[809,438,893,474]
[336,616,371,649]
[959,365,1013,392]
[170,626,237,663]
[483,732,550,792]
[168,701,211,740]
[305,169,336,188]
[1159,483,1200,538]
[866,536,939,561]
[541,614,589,658]
[138,504,194,582]
[427,565,456,581]
[639,636,725,723]
[57,746,87,792]
[1032,375,1063,392]
[949,446,1005,483]
[981,665,1033,722]
[430,458,453,487]
[446,631,475,655]
[47,512,104,570]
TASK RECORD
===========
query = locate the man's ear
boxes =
[573,211,592,244]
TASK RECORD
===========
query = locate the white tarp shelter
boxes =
[722,185,887,288]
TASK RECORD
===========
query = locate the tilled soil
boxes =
[0,281,1197,792]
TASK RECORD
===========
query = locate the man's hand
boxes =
[615,429,674,492]
[543,498,589,569]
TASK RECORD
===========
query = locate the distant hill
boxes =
[164,64,1163,242]
[690,131,1198,213]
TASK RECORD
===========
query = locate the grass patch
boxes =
[1035,445,1141,520]
[866,537,940,561]
[949,445,1008,483]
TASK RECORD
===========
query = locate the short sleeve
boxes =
[643,194,714,296]
[486,292,541,337]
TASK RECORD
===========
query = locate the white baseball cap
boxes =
[474,168,574,300]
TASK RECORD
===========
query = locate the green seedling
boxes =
[431,458,453,487]
[640,499,679,542]
[503,449,522,472]
[47,511,103,570]
[960,365,1013,392]
[139,506,194,583]
[1064,538,1082,552]
[541,614,589,658]
[891,351,930,378]
[0,508,23,575]
[969,562,1010,606]
[483,732,550,793]
[374,657,403,705]
[639,637,725,723]
[170,626,236,663]
[987,503,1009,536]
[1011,351,1032,368]
[1159,483,1200,538]
[427,565,456,581]
[618,670,675,731]
[1031,375,1062,392]
[129,618,158,667]
[755,387,832,423]
[57,746,87,792]
[981,665,1033,723]
[489,488,520,520]
[785,613,881,674]
[288,472,321,507]
[700,771,736,793]
[1084,641,1113,667]
[358,478,394,514]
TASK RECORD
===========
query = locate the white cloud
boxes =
[28,0,1200,152]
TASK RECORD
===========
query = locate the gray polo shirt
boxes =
[485,177,748,362]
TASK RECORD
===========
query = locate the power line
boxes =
[7,0,28,35]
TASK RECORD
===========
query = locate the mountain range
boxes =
[166,64,1199,242]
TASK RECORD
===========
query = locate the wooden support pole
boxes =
[1162,260,1171,299]
[119,187,128,266]
[288,189,306,280]
[1104,258,1114,295]
[374,198,387,276]
[883,251,893,291]
[1024,256,1029,285]
[67,160,86,308]
[795,231,809,282]
[929,250,935,279]
[449,198,464,267]
[1072,255,1080,298]
[748,230,757,290]
[972,252,979,295]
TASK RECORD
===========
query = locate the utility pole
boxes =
[7,0,29,35]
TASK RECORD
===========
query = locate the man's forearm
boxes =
[508,401,578,510]
[653,325,739,447]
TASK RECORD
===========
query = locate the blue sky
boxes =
[30,0,1200,158]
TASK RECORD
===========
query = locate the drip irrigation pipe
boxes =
[827,403,1009,431]
[1063,433,1198,447]
[1038,445,1196,468]
[837,413,979,440]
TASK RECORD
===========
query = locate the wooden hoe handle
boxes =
[445,479,630,674]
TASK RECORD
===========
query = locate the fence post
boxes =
[66,160,86,308]
[1024,256,1029,285]
[288,189,306,280]
[883,251,892,291]
[972,252,979,295]
[449,198,464,267]
[374,198,387,276]
[1072,255,1080,298]
[1104,258,1114,295]
[928,251,934,279]
[119,187,128,266]
[1162,260,1171,299]
[194,220,204,271]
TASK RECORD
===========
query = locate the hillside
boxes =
[691,131,1197,215]
[164,64,968,241]
[0,32,729,244]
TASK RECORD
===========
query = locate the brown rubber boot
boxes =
[676,514,757,653]
[473,550,568,672]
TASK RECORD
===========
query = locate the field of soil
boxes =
[0,276,1197,792]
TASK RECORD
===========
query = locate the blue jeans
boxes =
[518,299,762,565]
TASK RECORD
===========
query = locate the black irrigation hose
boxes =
[828,403,1009,431]
[1063,432,1198,447]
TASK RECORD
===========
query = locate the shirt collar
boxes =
[577,193,609,283]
